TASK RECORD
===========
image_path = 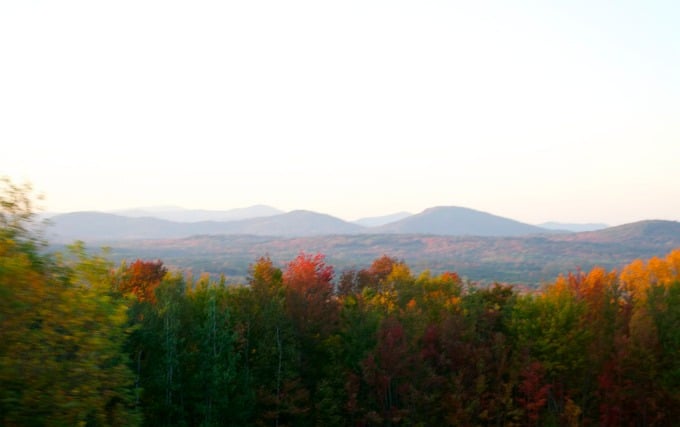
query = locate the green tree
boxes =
[183,277,249,426]
[0,178,138,426]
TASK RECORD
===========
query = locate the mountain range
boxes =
[42,204,680,285]
[46,205,573,242]
[373,206,548,236]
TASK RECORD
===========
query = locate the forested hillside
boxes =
[99,221,680,285]
[3,180,680,426]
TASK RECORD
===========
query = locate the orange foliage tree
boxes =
[283,252,337,338]
[116,259,167,303]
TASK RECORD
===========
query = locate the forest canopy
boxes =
[2,180,680,426]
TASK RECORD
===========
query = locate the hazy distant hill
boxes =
[47,206,571,241]
[47,212,192,241]
[222,210,364,236]
[49,206,561,241]
[48,210,364,241]
[353,212,412,227]
[375,206,549,236]
[554,220,680,245]
[48,203,679,248]
[112,205,283,222]
[539,221,609,232]
[93,219,680,285]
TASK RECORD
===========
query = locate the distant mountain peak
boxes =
[374,205,548,236]
[48,208,363,241]
[423,205,492,214]
[285,209,319,215]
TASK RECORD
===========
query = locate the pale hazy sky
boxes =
[2,1,679,225]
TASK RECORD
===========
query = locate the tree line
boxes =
[2,180,680,426]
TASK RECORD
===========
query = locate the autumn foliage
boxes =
[117,259,167,303]
[3,180,680,425]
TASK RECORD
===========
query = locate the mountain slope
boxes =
[112,205,283,222]
[221,210,365,236]
[375,206,549,236]
[47,210,364,241]
[556,220,680,245]
[353,211,412,227]
[47,212,190,241]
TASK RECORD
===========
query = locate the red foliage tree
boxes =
[283,253,337,337]
[368,255,398,283]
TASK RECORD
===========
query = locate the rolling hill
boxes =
[375,206,550,236]
[81,219,680,286]
[222,210,364,236]
[47,210,365,242]
[47,205,560,241]
[553,220,680,245]
[46,212,191,241]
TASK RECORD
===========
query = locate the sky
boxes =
[2,1,679,226]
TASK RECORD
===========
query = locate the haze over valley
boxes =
[42,204,679,285]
